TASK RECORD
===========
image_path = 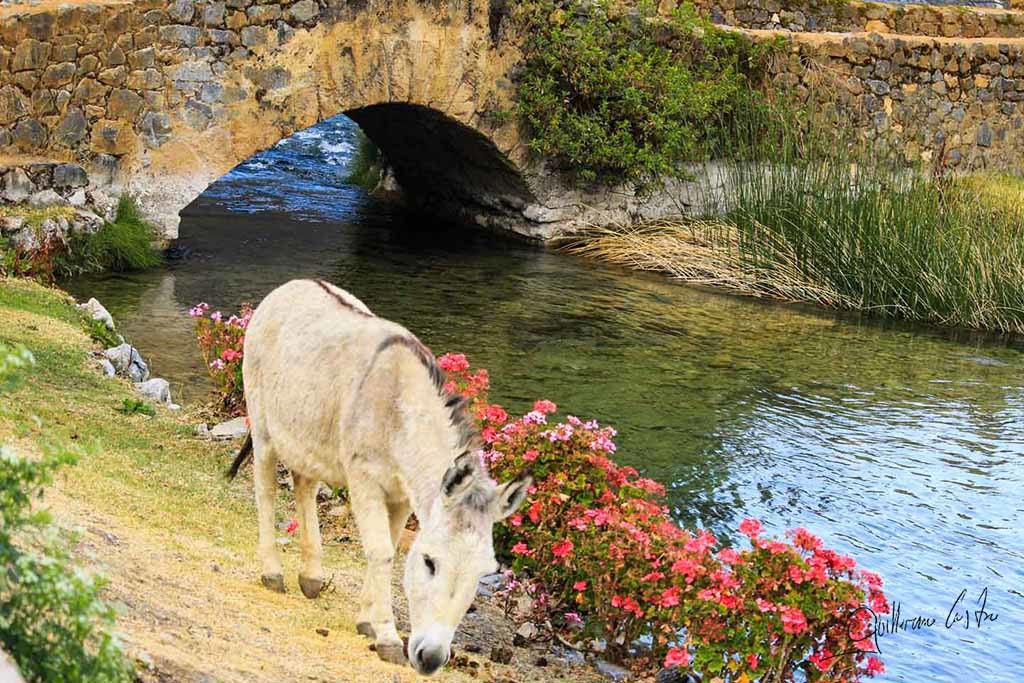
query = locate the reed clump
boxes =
[570,157,1024,334]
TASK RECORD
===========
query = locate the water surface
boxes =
[65,115,1024,682]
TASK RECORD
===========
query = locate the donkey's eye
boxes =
[423,555,436,576]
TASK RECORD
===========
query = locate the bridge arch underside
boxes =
[343,103,535,230]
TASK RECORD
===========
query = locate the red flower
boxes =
[658,586,681,608]
[664,647,690,668]
[484,404,508,424]
[746,653,759,669]
[527,501,542,524]
[865,657,885,675]
[438,353,469,372]
[780,606,808,634]
[551,539,574,558]
[573,580,587,591]
[533,399,557,414]
[809,648,833,671]
[285,519,298,534]
[522,448,539,462]
[738,517,763,538]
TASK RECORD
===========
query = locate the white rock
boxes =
[27,189,66,208]
[0,216,25,235]
[88,189,118,223]
[79,297,115,330]
[209,416,248,440]
[1,168,33,203]
[103,343,149,382]
[73,209,105,234]
[68,189,88,207]
[0,646,26,683]
[135,378,172,404]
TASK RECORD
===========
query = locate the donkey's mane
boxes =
[373,334,480,454]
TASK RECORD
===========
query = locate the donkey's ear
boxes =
[489,470,533,521]
[441,451,478,501]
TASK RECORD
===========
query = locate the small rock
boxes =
[0,216,26,235]
[326,504,348,518]
[73,209,105,234]
[52,163,88,188]
[99,358,116,377]
[27,189,65,208]
[211,562,221,573]
[513,621,538,647]
[1,168,33,203]
[595,659,631,681]
[195,423,210,437]
[534,656,548,667]
[464,643,482,654]
[655,668,700,683]
[68,189,88,207]
[209,416,249,440]
[135,378,172,404]
[489,646,513,664]
[79,297,115,330]
[315,628,329,637]
[88,189,118,222]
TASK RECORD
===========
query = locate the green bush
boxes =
[54,196,162,278]
[0,346,134,683]
[513,0,777,186]
[346,130,384,192]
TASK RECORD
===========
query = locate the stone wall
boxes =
[690,0,1024,38]
[764,30,1024,170]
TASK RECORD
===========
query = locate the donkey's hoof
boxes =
[298,575,323,599]
[261,573,286,593]
[356,622,375,638]
[376,642,406,665]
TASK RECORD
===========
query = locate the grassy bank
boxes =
[570,168,1024,334]
[1,197,161,280]
[0,278,484,682]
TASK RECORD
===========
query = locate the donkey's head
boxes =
[404,452,531,675]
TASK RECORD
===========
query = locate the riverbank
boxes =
[0,278,604,683]
[568,170,1024,335]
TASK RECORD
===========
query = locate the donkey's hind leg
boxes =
[293,473,324,599]
[253,435,285,593]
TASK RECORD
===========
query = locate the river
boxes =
[63,115,1024,682]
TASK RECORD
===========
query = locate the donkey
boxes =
[227,278,531,675]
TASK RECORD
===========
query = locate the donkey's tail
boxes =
[226,433,253,480]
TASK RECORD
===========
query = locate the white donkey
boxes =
[227,278,531,675]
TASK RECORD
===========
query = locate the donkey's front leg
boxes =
[349,482,405,664]
[292,473,324,599]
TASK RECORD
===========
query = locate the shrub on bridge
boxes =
[512,0,778,187]
[440,352,888,681]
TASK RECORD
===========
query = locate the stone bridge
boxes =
[4,0,1024,241]
[1,0,634,239]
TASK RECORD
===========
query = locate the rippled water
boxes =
[64,115,1024,682]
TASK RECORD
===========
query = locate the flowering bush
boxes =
[190,302,251,415]
[439,352,888,681]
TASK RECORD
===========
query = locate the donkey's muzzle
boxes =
[412,645,449,676]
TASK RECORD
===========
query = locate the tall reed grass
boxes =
[571,122,1024,334]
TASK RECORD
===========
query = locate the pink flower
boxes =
[221,348,242,362]
[755,598,776,612]
[511,542,531,556]
[437,353,469,372]
[533,399,557,414]
[522,448,539,462]
[664,647,690,668]
[573,580,587,591]
[551,539,574,558]
[210,311,222,323]
[717,548,742,564]
[189,302,210,317]
[659,586,681,608]
[738,518,763,538]
[780,606,807,634]
[508,514,522,527]
[523,410,547,425]
[209,359,226,370]
[285,519,298,534]
[563,611,582,626]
